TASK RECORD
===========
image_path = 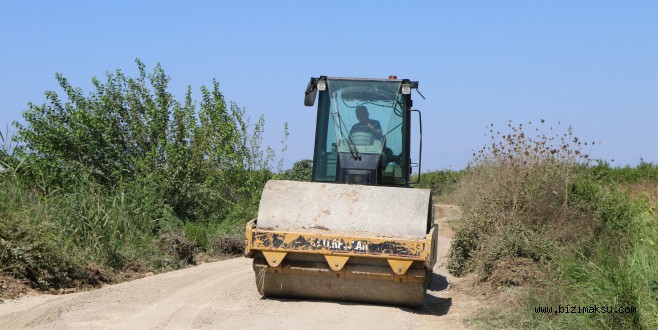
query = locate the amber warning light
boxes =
[388,75,397,79]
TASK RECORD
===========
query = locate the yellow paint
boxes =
[247,226,433,262]
[386,259,413,275]
[262,251,287,267]
[324,255,350,271]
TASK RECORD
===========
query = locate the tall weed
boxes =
[449,120,593,278]
[449,120,656,328]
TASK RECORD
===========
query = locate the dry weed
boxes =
[450,120,596,279]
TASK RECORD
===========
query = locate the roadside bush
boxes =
[158,228,197,266]
[414,169,463,198]
[449,120,592,278]
[450,120,657,329]
[280,159,313,181]
[208,234,246,256]
[0,205,84,290]
[14,59,273,223]
[589,159,658,184]
[0,172,186,286]
[512,177,658,329]
[1,60,281,295]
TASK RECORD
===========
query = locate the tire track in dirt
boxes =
[116,263,251,329]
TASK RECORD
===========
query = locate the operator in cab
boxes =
[350,105,382,139]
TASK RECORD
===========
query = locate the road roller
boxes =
[245,76,436,307]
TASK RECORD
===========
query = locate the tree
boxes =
[282,159,313,182]
[14,59,273,222]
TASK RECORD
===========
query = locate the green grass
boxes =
[453,172,657,329]
[533,179,655,329]
[0,171,253,293]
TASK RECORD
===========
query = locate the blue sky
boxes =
[1,1,656,170]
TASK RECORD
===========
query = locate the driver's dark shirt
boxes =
[350,119,381,136]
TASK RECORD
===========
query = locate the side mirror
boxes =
[304,78,318,106]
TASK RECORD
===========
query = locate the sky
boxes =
[1,1,657,171]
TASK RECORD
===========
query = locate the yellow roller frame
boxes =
[245,220,437,276]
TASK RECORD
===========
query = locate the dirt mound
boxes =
[488,257,541,287]
[0,275,33,300]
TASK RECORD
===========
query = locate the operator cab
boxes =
[304,76,421,187]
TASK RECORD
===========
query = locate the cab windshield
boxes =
[313,78,407,184]
[327,79,404,155]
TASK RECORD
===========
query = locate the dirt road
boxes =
[0,204,485,329]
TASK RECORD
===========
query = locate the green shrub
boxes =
[449,120,657,328]
[0,213,84,290]
[13,59,273,223]
[588,159,658,184]
[1,61,281,294]
[280,159,313,182]
[414,169,463,197]
[449,121,592,278]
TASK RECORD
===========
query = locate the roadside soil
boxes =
[0,204,490,329]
